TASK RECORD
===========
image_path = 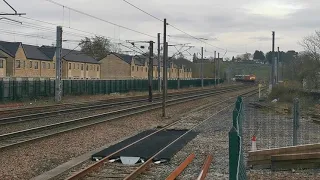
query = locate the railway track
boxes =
[61,87,261,180]
[0,86,252,150]
[0,85,244,125]
[0,86,230,118]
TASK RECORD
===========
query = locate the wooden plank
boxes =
[248,144,320,168]
[249,143,320,157]
[271,152,320,161]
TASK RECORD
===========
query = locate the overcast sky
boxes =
[0,0,319,59]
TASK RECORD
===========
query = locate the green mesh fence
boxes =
[0,78,224,103]
[229,96,247,180]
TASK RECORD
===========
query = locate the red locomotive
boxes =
[234,74,256,83]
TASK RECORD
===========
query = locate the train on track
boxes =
[233,74,256,83]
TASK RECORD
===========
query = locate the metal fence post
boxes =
[293,98,300,146]
[229,127,240,180]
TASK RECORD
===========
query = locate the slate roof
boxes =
[39,46,100,64]
[171,58,193,68]
[38,46,56,59]
[0,41,20,57]
[110,53,133,64]
[62,49,100,64]
[22,44,51,61]
[133,55,146,66]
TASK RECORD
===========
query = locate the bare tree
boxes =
[300,30,320,61]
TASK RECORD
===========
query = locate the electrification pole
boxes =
[55,26,62,102]
[218,52,220,84]
[271,31,275,87]
[277,47,280,82]
[201,47,204,88]
[162,19,167,117]
[148,41,154,102]
[157,33,161,92]
[215,51,217,86]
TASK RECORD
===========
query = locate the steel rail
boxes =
[0,85,231,117]
[66,88,260,180]
[166,153,195,180]
[124,90,259,180]
[0,86,244,125]
[197,154,213,180]
[0,87,250,150]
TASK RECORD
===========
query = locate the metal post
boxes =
[148,41,154,102]
[157,33,161,92]
[162,18,167,117]
[218,52,220,85]
[55,26,62,102]
[201,47,204,88]
[214,51,216,86]
[277,47,280,82]
[177,65,180,89]
[271,31,275,87]
[293,98,300,146]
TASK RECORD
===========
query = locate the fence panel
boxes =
[0,78,223,103]
[229,96,247,180]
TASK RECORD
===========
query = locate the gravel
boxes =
[0,86,244,180]
[137,99,236,180]
[243,99,320,179]
[136,90,320,180]
[0,84,237,110]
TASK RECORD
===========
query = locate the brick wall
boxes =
[40,60,55,78]
[64,60,100,79]
[131,64,148,79]
[100,54,131,79]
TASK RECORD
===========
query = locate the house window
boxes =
[35,62,39,69]
[145,67,147,72]
[77,64,80,69]
[68,63,71,70]
[29,61,33,68]
[97,66,99,71]
[42,62,46,69]
[172,69,173,72]
[53,63,55,69]
[136,66,138,71]
[132,66,134,71]
[81,64,84,70]
[15,60,21,68]
[90,65,93,70]
[86,65,88,71]
[0,59,3,68]
[94,65,96,70]
[48,63,50,69]
[73,63,75,69]
[21,60,25,68]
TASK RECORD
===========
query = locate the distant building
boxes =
[0,41,100,79]
[99,53,192,79]
[0,41,54,79]
[39,46,100,79]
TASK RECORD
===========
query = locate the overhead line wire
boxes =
[120,0,244,54]
[45,0,156,38]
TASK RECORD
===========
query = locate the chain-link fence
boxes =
[0,78,224,102]
[243,96,320,179]
[243,99,320,152]
[229,96,247,180]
